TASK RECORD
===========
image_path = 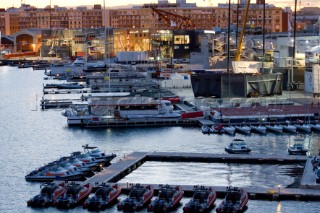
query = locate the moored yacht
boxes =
[283,122,297,133]
[310,123,320,131]
[294,123,312,133]
[250,124,267,134]
[266,123,283,133]
[235,124,251,135]
[288,143,308,155]
[222,126,236,135]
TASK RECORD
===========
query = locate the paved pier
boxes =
[85,152,148,183]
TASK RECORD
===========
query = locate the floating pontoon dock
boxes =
[84,152,320,200]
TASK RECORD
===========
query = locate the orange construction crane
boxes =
[151,7,196,30]
[234,0,251,61]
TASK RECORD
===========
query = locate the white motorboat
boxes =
[222,126,236,135]
[288,144,308,155]
[235,125,251,135]
[250,125,267,134]
[283,124,297,133]
[311,123,320,131]
[225,139,251,154]
[266,124,283,133]
[294,124,312,133]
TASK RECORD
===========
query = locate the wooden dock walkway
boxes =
[85,152,148,183]
[84,152,320,201]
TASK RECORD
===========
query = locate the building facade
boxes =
[0,2,291,36]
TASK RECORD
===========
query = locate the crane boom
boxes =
[234,0,251,61]
[151,7,196,30]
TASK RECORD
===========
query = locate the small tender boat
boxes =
[250,125,267,134]
[216,187,249,213]
[288,144,308,155]
[266,124,283,133]
[117,184,154,211]
[83,183,121,210]
[25,166,84,182]
[147,185,184,212]
[222,126,236,135]
[183,185,217,213]
[235,124,251,135]
[201,125,214,134]
[294,124,312,133]
[27,182,66,207]
[225,139,251,154]
[54,182,93,209]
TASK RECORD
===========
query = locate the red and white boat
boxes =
[147,184,184,212]
[54,182,93,208]
[27,182,66,207]
[117,184,154,211]
[183,186,217,212]
[216,187,248,213]
[83,183,121,210]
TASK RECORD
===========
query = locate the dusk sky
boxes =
[1,0,319,9]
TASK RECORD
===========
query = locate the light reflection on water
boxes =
[121,161,297,189]
[0,67,320,213]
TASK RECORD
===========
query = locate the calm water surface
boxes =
[0,66,320,212]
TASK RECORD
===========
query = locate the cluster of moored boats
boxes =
[25,145,116,182]
[28,183,249,212]
[201,121,320,135]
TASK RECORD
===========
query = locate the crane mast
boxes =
[234,0,251,61]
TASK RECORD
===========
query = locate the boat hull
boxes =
[225,147,251,154]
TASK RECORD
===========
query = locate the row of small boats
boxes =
[225,139,308,155]
[25,145,116,182]
[201,122,320,135]
[28,183,249,213]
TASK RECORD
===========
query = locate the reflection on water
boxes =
[121,162,299,188]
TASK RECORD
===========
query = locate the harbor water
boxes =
[0,66,320,212]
